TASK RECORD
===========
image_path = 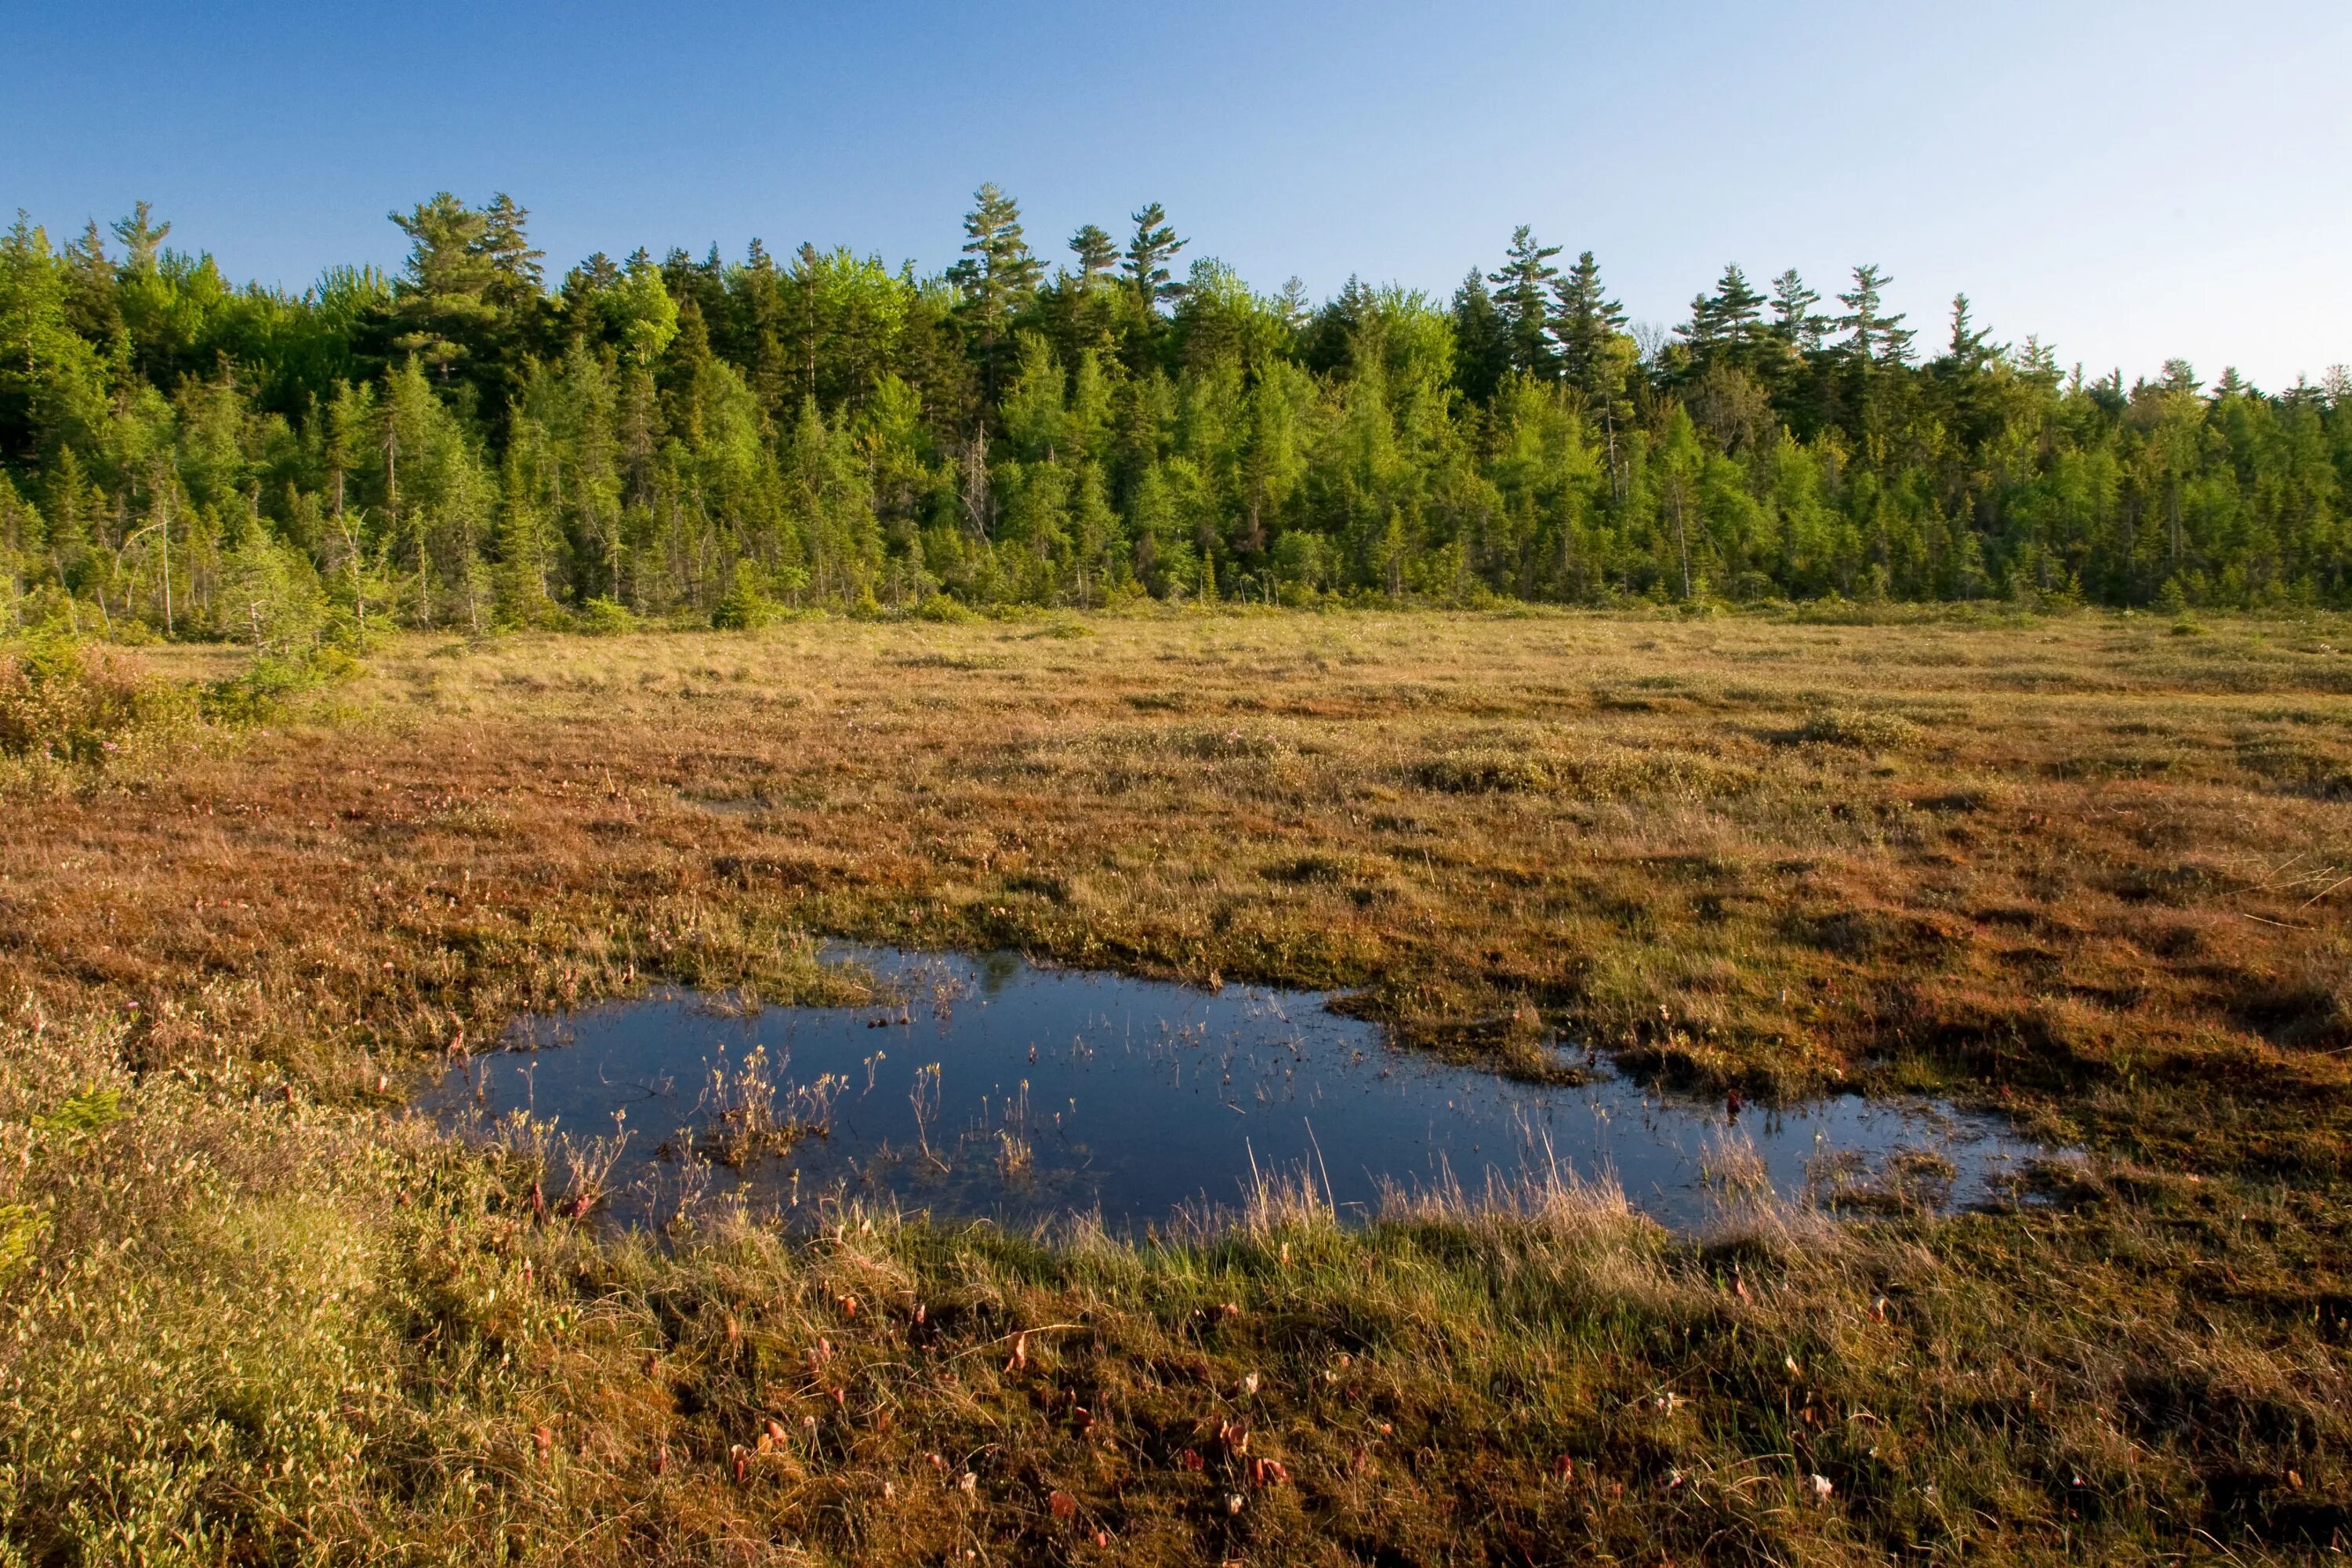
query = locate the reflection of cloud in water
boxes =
[419,945,2064,1235]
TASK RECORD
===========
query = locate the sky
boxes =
[8,0,2349,390]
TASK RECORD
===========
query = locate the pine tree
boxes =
[949,184,1041,400]
[1068,224,1116,288]
[1489,226,1563,379]
[1942,293,1995,370]
[1835,264,1915,367]
[949,183,1041,328]
[477,194,544,310]
[1680,264,1766,372]
[1769,270,1827,354]
[1927,293,2005,448]
[108,201,170,275]
[387,193,499,382]
[1123,204,1187,310]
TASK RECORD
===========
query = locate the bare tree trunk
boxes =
[1669,477,1693,601]
[960,428,991,541]
[338,510,368,650]
[159,491,173,635]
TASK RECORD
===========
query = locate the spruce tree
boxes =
[60,222,118,343]
[1551,251,1625,390]
[1450,269,1511,403]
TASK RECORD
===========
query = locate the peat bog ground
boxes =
[4,607,2351,1563]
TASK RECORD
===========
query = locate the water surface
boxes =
[421,946,2056,1232]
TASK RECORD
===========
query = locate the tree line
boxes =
[1,187,2346,643]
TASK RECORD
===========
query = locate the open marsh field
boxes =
[5,608,2352,1564]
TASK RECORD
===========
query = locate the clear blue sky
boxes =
[9,0,2347,389]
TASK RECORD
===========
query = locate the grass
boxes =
[2,606,2350,1562]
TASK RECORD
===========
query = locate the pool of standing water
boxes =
[419,946,2060,1233]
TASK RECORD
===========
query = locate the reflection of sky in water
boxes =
[419,946,2060,1234]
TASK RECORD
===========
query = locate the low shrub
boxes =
[913,593,977,625]
[576,596,638,635]
[201,647,362,726]
[0,637,180,766]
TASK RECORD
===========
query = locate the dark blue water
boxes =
[419,946,2058,1233]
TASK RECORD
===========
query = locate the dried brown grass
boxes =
[2,607,2350,1561]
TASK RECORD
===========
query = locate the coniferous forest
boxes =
[2,187,2347,642]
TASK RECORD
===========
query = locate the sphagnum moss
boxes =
[2,607,2350,1563]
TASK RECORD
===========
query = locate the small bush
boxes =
[710,574,776,631]
[913,593,977,625]
[576,596,637,636]
[0,637,179,766]
[201,648,360,726]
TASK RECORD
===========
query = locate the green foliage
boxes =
[200,645,361,725]
[0,1203,43,1287]
[0,195,2347,633]
[710,565,776,630]
[913,593,976,623]
[31,1087,122,1134]
[575,596,636,636]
